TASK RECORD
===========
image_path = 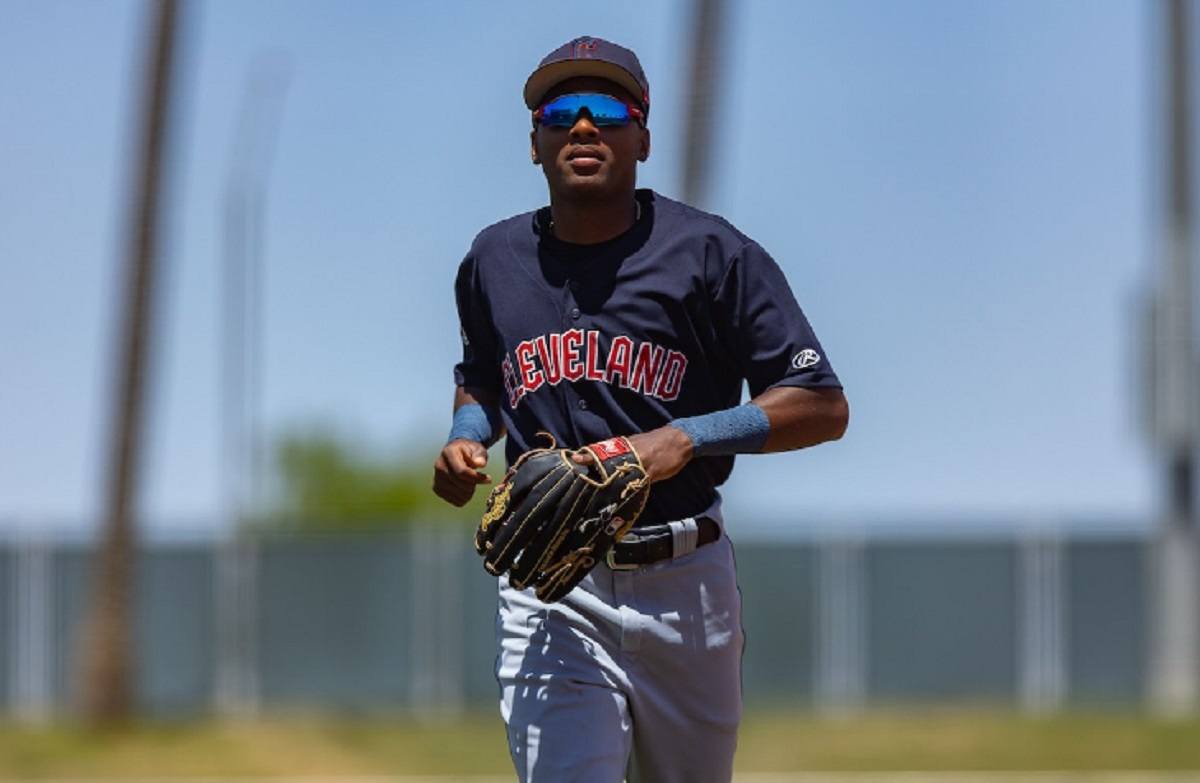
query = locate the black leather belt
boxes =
[606,517,721,570]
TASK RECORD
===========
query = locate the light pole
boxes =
[1147,0,1200,718]
[215,56,289,717]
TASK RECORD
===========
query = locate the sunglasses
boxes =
[533,93,646,128]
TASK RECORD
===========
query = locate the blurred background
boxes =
[4,0,1200,777]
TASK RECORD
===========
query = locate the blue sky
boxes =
[1,0,1162,536]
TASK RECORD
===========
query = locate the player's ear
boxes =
[638,128,650,162]
[530,130,540,165]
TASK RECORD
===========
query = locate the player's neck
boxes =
[548,194,641,245]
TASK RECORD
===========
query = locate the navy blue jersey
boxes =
[454,189,841,527]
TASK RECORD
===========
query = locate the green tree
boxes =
[263,426,488,532]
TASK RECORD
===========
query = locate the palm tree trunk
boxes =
[79,0,180,727]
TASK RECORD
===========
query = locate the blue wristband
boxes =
[447,403,499,446]
[669,404,771,457]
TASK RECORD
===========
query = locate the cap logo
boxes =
[571,37,598,59]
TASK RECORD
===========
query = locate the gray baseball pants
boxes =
[495,521,744,783]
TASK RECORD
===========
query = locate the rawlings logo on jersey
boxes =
[792,348,821,370]
[502,329,688,409]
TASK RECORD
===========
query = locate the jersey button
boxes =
[569,280,580,291]
[577,399,588,410]
[570,307,581,320]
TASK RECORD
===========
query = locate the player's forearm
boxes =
[665,386,847,460]
[753,386,849,453]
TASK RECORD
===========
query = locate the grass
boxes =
[0,709,1199,778]
[0,714,511,778]
[736,708,1200,772]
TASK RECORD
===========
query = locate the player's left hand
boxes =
[572,426,693,484]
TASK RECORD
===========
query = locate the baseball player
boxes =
[432,36,848,783]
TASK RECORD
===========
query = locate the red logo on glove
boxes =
[589,437,631,460]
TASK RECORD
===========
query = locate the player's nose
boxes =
[568,113,600,140]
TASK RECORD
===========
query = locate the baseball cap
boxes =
[524,36,650,119]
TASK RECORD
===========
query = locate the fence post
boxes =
[214,534,259,716]
[1019,532,1066,714]
[410,526,466,720]
[12,529,54,723]
[815,535,866,714]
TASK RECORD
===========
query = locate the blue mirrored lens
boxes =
[538,94,633,127]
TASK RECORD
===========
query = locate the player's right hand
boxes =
[433,439,492,506]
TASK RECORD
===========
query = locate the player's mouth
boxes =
[566,146,605,169]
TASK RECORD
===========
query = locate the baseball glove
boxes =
[475,434,650,602]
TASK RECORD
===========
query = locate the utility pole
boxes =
[680,0,726,210]
[1148,0,1200,718]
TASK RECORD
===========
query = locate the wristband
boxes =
[669,403,771,457]
[447,403,500,446]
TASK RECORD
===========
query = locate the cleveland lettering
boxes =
[502,329,688,408]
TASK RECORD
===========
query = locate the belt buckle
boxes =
[606,533,642,571]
